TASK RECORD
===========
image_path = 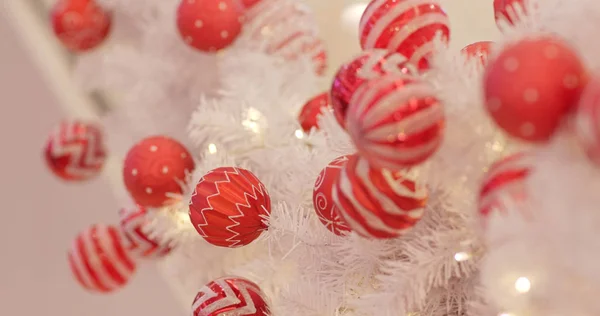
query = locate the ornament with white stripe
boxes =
[44,120,107,181]
[67,224,137,293]
[575,75,600,166]
[332,155,427,239]
[347,73,444,170]
[192,276,270,316]
[119,205,173,259]
[359,0,450,70]
[189,167,271,248]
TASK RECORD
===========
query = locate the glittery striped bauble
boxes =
[359,0,450,70]
[461,41,494,66]
[330,49,419,128]
[575,76,600,166]
[189,167,271,248]
[67,224,136,293]
[44,120,107,181]
[494,0,526,26]
[347,73,444,170]
[332,155,427,239]
[192,276,270,316]
[119,206,172,258]
[51,0,112,52]
[478,152,533,227]
[313,155,353,236]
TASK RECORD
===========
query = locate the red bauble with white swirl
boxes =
[483,37,588,142]
[192,276,270,316]
[44,120,107,181]
[177,0,243,52]
[123,136,195,208]
[461,41,494,66]
[67,224,136,293]
[575,75,600,166]
[359,0,450,70]
[51,0,112,52]
[313,155,353,236]
[331,49,419,128]
[347,73,444,170]
[332,156,427,239]
[298,92,331,132]
[189,167,271,248]
[478,152,534,228]
[119,205,172,258]
[494,0,526,26]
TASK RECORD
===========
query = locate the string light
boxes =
[294,129,305,139]
[208,143,217,154]
[515,277,531,293]
[499,313,515,316]
[454,252,471,262]
[242,107,264,134]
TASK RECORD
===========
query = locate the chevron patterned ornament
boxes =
[192,276,270,316]
[67,224,137,293]
[44,120,107,181]
[332,155,427,239]
[313,155,353,236]
[189,167,271,248]
[119,205,173,259]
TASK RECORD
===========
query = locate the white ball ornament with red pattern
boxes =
[119,205,172,258]
[313,155,353,236]
[192,276,270,316]
[67,224,136,293]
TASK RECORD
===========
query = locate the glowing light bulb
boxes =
[208,143,217,154]
[295,129,305,139]
[515,277,531,293]
[454,252,471,262]
[499,313,515,316]
[242,107,264,134]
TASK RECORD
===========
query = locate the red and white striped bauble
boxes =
[313,155,353,236]
[119,206,172,258]
[347,73,444,170]
[67,224,136,293]
[332,155,427,239]
[192,276,270,316]
[44,120,107,181]
[478,152,534,227]
[494,0,526,27]
[575,75,600,166]
[359,0,450,70]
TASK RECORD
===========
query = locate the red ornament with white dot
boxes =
[494,0,526,26]
[331,49,419,128]
[313,155,353,236]
[189,167,271,248]
[192,276,270,316]
[51,0,112,52]
[176,0,243,52]
[298,92,331,132]
[68,224,136,293]
[332,155,427,239]
[575,75,600,166]
[461,41,494,66]
[44,120,107,182]
[119,205,173,258]
[347,73,444,170]
[483,37,588,142]
[123,136,195,208]
[359,0,450,70]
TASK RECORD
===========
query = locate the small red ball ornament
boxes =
[177,0,243,52]
[123,136,195,208]
[461,41,494,66]
[483,37,588,142]
[313,155,353,236]
[298,92,331,132]
[332,156,427,239]
[347,73,444,170]
[331,49,418,128]
[44,120,107,181]
[359,0,450,70]
[119,205,172,258]
[494,0,526,26]
[575,75,600,166]
[51,0,112,52]
[192,276,270,316]
[67,224,136,293]
[189,167,271,248]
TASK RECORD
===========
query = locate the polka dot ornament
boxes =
[51,0,112,52]
[177,0,243,52]
[123,136,195,208]
[483,37,588,142]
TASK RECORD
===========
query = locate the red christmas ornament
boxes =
[298,92,331,132]
[478,152,534,227]
[51,0,112,52]
[494,0,526,26]
[192,276,270,316]
[67,224,136,293]
[331,49,418,128]
[189,167,271,248]
[347,73,444,170]
[119,205,172,258]
[332,156,427,239]
[575,75,600,166]
[461,41,494,66]
[177,0,243,52]
[123,136,195,208]
[359,0,450,70]
[237,0,262,9]
[313,155,353,236]
[483,37,588,142]
[44,120,107,181]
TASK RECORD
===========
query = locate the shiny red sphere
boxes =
[313,155,353,236]
[298,92,331,132]
[51,0,112,52]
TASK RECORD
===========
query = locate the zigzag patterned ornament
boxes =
[44,120,107,181]
[192,276,270,316]
[189,167,271,248]
[313,155,353,236]
[119,205,172,259]
[332,155,427,239]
